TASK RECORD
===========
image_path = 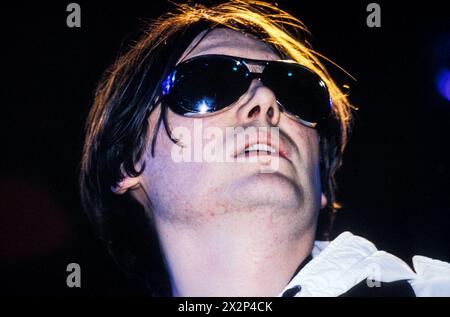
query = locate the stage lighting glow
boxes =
[436,68,450,103]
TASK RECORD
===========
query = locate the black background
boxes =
[1,0,449,295]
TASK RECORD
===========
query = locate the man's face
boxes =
[137,29,325,230]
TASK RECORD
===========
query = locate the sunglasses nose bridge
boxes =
[246,72,262,81]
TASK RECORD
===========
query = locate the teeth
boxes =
[244,143,276,153]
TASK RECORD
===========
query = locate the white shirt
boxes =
[278,231,450,297]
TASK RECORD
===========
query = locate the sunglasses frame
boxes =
[161,54,333,128]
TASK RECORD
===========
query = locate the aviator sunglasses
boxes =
[160,54,333,128]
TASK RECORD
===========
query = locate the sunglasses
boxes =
[160,54,332,128]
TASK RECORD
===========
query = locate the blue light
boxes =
[287,72,293,77]
[436,68,450,103]
[194,97,214,113]
[161,70,177,95]
[232,66,238,71]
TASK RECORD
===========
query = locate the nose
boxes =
[236,80,281,126]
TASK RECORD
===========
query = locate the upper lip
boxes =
[232,131,291,161]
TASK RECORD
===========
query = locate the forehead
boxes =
[179,28,281,63]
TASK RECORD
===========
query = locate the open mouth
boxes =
[235,142,291,162]
[242,143,277,156]
[231,130,292,163]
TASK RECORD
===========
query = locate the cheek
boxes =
[285,119,322,188]
[305,129,321,172]
[141,113,227,218]
[303,129,321,184]
[305,131,322,196]
[143,115,196,188]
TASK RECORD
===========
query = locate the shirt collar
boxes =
[278,231,416,297]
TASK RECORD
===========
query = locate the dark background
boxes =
[1,0,449,295]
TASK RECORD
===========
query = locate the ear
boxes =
[320,192,328,209]
[111,176,141,195]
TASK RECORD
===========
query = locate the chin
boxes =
[225,172,305,210]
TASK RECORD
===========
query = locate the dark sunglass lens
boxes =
[163,56,249,115]
[263,63,331,124]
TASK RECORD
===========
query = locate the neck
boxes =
[154,207,316,297]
